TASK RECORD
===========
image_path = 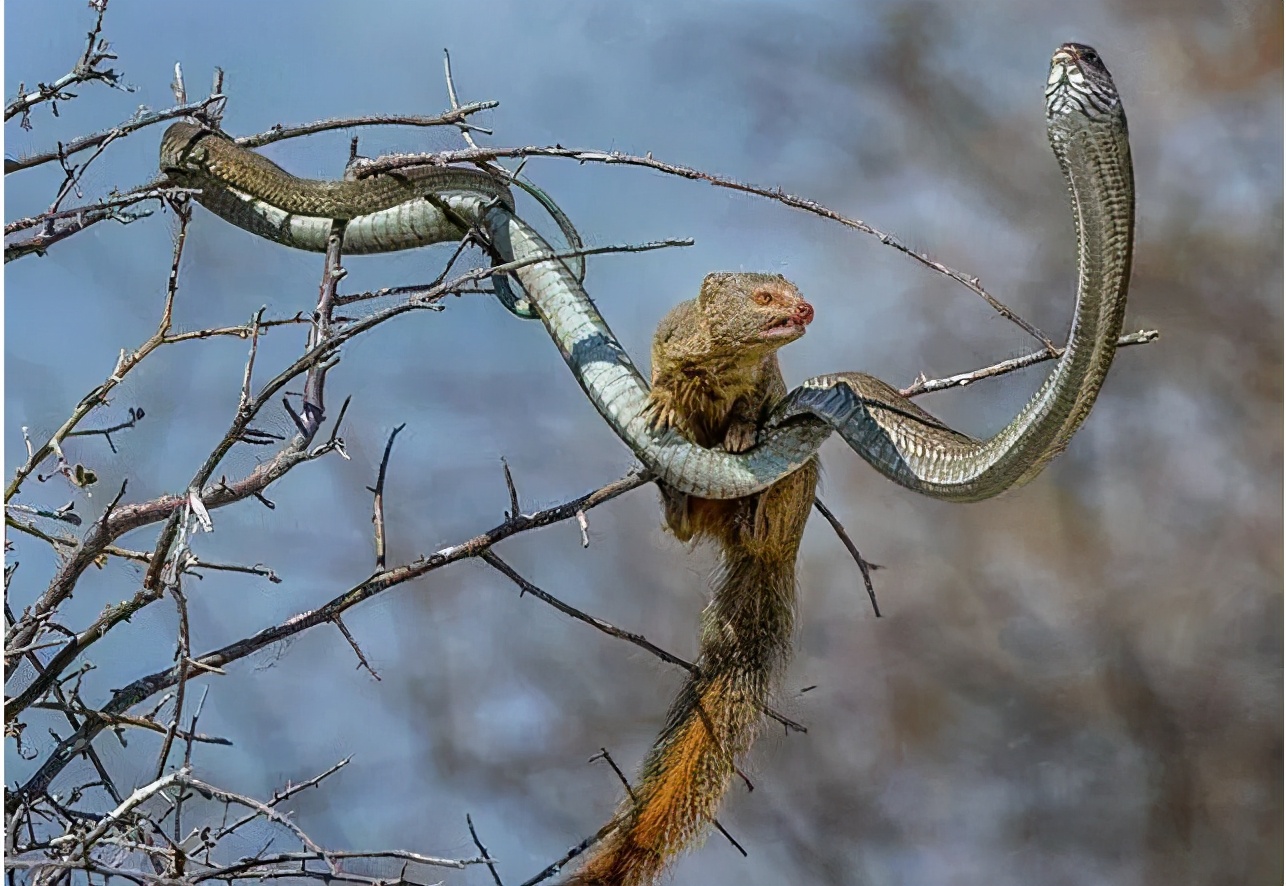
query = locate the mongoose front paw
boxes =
[723,420,759,453]
[644,396,683,436]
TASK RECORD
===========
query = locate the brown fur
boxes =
[567,273,820,886]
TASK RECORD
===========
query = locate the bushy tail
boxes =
[567,548,798,886]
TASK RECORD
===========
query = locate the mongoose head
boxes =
[697,272,814,355]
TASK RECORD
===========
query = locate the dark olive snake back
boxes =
[160,121,515,218]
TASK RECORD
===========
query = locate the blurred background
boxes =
[5,1,1281,884]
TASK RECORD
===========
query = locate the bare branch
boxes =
[333,616,380,680]
[4,185,195,261]
[519,833,601,886]
[500,458,521,521]
[466,814,505,886]
[5,2,129,126]
[178,773,328,860]
[5,516,280,583]
[900,329,1161,398]
[481,552,805,733]
[482,551,696,673]
[46,769,185,851]
[329,236,693,307]
[214,757,352,842]
[25,704,232,746]
[812,498,882,617]
[299,220,347,434]
[360,144,1059,349]
[4,96,225,175]
[235,103,499,149]
[12,471,652,807]
[152,576,193,781]
[442,51,492,147]
[369,424,406,571]
[64,406,144,454]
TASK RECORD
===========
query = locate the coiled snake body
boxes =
[160,43,1133,502]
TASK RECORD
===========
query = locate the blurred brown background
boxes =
[6,1,1280,884]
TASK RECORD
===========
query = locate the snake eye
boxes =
[1081,48,1099,64]
[752,290,774,306]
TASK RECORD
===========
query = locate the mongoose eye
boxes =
[752,290,774,305]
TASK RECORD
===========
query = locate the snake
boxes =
[159,121,581,318]
[160,43,1133,502]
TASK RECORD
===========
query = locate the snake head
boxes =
[158,121,215,181]
[1046,43,1121,122]
[697,271,814,354]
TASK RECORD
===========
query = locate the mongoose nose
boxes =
[795,300,815,325]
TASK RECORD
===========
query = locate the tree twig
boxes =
[5,1,128,126]
[812,498,882,617]
[358,143,1059,349]
[4,96,225,175]
[234,103,499,149]
[12,471,653,807]
[466,814,505,886]
[900,329,1160,397]
[369,424,406,571]
[481,552,806,733]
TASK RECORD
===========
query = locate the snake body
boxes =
[160,122,516,252]
[775,47,1134,498]
[160,122,570,317]
[161,43,1133,502]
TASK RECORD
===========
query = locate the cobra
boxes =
[160,42,1134,502]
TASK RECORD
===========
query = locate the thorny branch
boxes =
[5,0,128,127]
[360,143,1065,350]
[813,497,883,617]
[4,235,686,705]
[468,813,506,886]
[899,328,1160,397]
[481,551,806,732]
[234,102,500,149]
[7,765,480,886]
[3,186,198,262]
[4,96,226,176]
[369,424,406,572]
[5,207,194,667]
[589,746,748,860]
[11,470,652,810]
[7,215,363,716]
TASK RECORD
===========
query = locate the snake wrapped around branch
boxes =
[159,121,581,319]
[159,42,1134,502]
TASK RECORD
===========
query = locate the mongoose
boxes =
[568,272,820,885]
